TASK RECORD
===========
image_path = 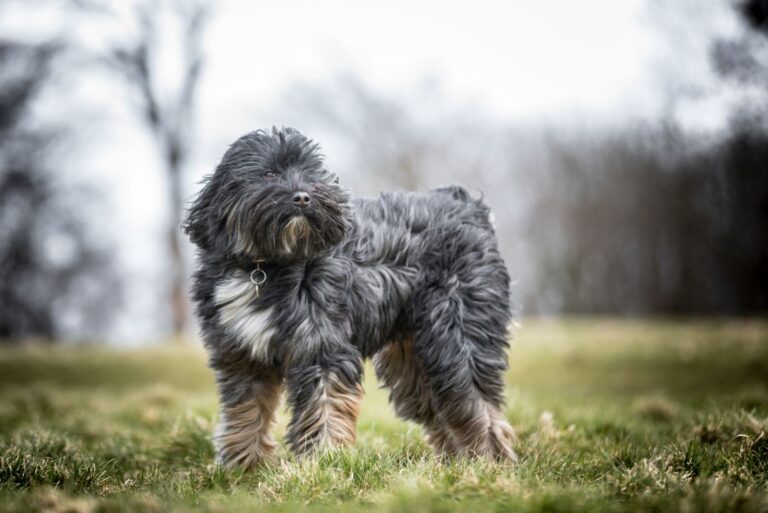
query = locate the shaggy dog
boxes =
[184,127,516,468]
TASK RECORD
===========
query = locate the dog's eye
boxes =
[264,171,277,179]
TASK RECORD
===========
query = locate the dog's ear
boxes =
[183,173,221,252]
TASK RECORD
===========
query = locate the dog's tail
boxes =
[433,185,472,203]
[432,185,497,230]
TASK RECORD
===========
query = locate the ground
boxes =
[0,318,767,513]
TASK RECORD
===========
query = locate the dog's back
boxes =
[344,186,497,266]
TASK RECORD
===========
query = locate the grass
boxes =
[0,318,767,512]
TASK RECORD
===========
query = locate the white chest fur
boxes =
[215,272,276,361]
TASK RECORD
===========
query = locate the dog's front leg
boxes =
[284,345,364,455]
[213,366,282,469]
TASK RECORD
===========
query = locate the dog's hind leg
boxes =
[412,272,517,461]
[213,366,282,469]
[285,346,364,455]
[415,316,517,460]
[373,338,458,456]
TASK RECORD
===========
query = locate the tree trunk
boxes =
[167,146,188,340]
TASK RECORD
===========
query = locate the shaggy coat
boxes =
[185,127,516,467]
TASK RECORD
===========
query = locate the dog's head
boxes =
[184,127,352,262]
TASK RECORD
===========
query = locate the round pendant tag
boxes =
[250,269,267,286]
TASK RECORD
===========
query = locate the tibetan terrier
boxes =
[184,127,516,468]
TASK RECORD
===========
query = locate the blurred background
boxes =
[0,0,766,345]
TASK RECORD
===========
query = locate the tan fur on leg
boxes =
[446,401,518,462]
[487,405,518,462]
[373,338,435,423]
[215,378,282,469]
[288,371,363,455]
[424,424,458,457]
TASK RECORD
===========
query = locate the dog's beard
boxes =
[280,215,312,257]
[226,187,351,262]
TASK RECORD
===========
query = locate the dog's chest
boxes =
[211,260,417,361]
[214,272,276,361]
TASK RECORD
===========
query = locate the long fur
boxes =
[185,127,517,466]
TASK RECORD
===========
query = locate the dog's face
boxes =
[185,128,352,262]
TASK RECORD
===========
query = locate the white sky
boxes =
[0,0,743,342]
[203,0,647,127]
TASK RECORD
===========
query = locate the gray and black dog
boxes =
[184,127,516,468]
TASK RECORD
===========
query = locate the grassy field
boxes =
[1,318,767,513]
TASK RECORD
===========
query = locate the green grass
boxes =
[1,318,767,512]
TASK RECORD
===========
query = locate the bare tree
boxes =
[0,40,121,341]
[712,0,768,97]
[105,0,209,337]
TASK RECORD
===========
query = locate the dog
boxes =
[184,127,516,468]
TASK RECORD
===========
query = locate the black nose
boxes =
[292,191,311,208]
